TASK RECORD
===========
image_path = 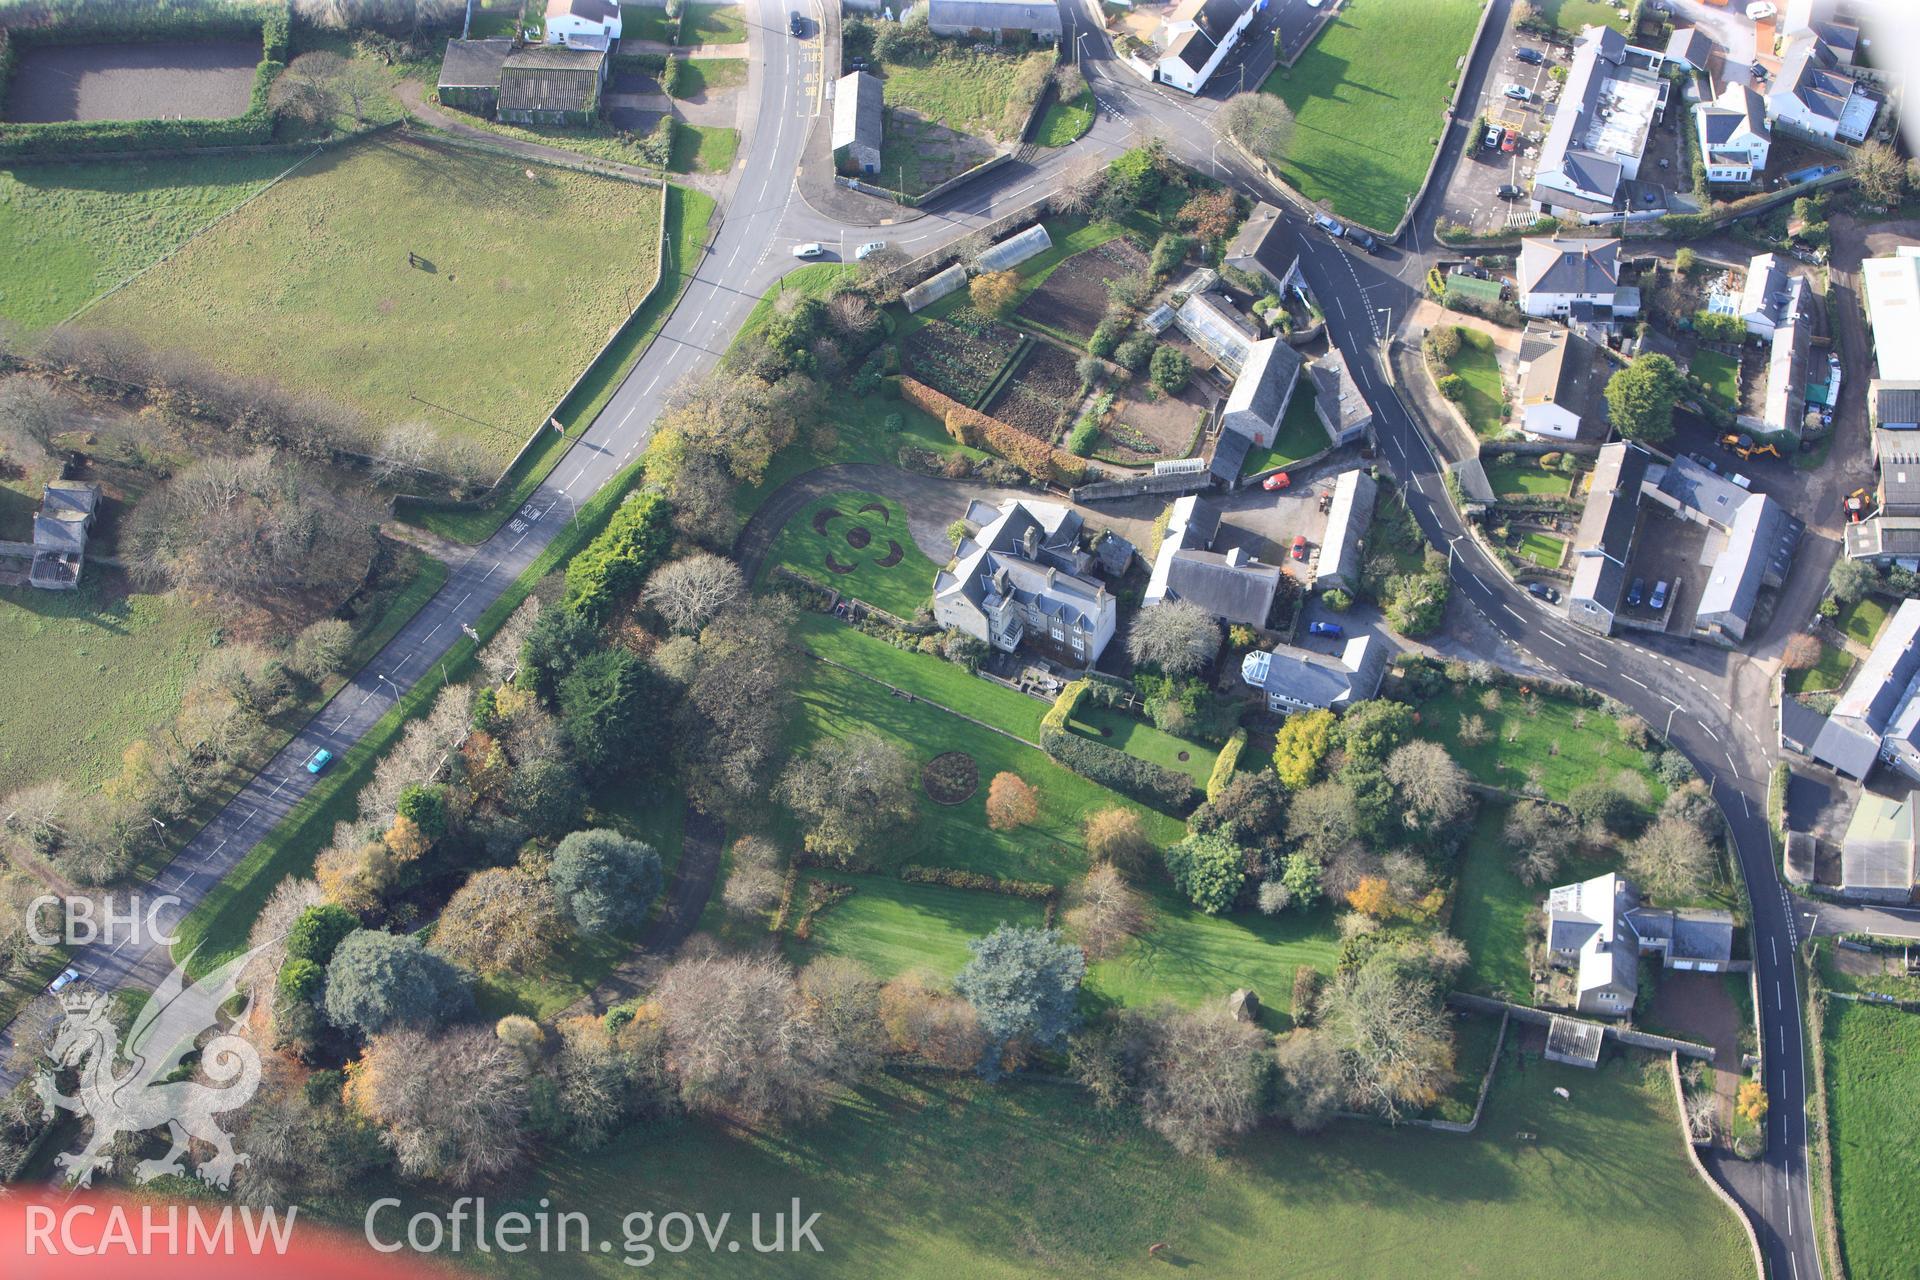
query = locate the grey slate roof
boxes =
[1575,441,1648,563]
[1308,354,1371,442]
[1240,635,1384,710]
[1780,695,1830,756]
[1546,872,1639,1011]
[1221,337,1303,439]
[927,0,1062,36]
[1664,26,1714,68]
[832,70,883,158]
[1626,906,1736,964]
[1170,0,1246,70]
[1813,599,1920,777]
[439,38,514,89]
[1874,431,1920,515]
[1162,550,1279,627]
[1871,382,1920,430]
[1208,427,1250,482]
[1520,328,1608,431]
[1777,33,1854,122]
[1696,495,1794,632]
[1520,237,1621,298]
[1226,202,1298,291]
[1315,468,1376,591]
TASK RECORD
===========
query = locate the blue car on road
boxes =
[1308,621,1344,638]
[305,747,333,774]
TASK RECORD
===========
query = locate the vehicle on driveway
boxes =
[854,240,887,260]
[306,747,333,774]
[1497,183,1522,200]
[1503,84,1531,101]
[792,242,825,258]
[1514,47,1544,65]
[1262,471,1291,492]
[1526,581,1560,603]
[1649,580,1670,611]
[1311,212,1344,238]
[1308,621,1344,637]
[1291,535,1308,561]
[1501,128,1519,153]
[1627,577,1645,607]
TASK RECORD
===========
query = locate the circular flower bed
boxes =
[922,751,979,805]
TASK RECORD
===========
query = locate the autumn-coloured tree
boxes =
[1781,633,1823,671]
[1177,190,1238,244]
[1346,875,1395,918]
[970,270,1020,317]
[1084,806,1154,875]
[1736,1079,1768,1125]
[878,974,988,1069]
[431,867,560,976]
[1063,864,1148,961]
[986,772,1039,831]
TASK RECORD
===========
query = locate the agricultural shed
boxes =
[498,45,607,124]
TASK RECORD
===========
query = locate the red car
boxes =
[1262,471,1292,492]
[1291,535,1308,561]
[1501,128,1519,154]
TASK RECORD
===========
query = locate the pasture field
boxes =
[84,135,665,467]
[1823,995,1920,1280]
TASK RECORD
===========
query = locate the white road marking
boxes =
[1621,672,1647,688]
[1540,632,1566,647]
[1501,604,1523,622]
[1699,721,1720,742]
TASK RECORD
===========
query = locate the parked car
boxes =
[1308,621,1344,637]
[1649,580,1670,610]
[1291,534,1308,561]
[1732,473,1753,490]
[790,11,806,35]
[1311,212,1345,238]
[1262,471,1292,492]
[305,747,333,774]
[1503,83,1531,100]
[1501,128,1519,153]
[1484,123,1504,149]
[1626,577,1645,607]
[1348,229,1380,254]
[1526,581,1559,603]
[854,240,888,260]
[1514,47,1545,65]
[48,967,80,994]
[1496,183,1522,200]
[792,242,825,258]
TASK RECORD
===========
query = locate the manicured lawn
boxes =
[674,57,748,97]
[1691,349,1740,411]
[0,575,216,790]
[1446,328,1507,437]
[1836,594,1891,647]
[1484,458,1574,498]
[878,48,1052,140]
[670,122,738,174]
[363,1056,1749,1279]
[762,493,939,619]
[1824,996,1920,1280]
[787,635,1185,885]
[1242,378,1331,474]
[1517,531,1567,569]
[1786,641,1856,695]
[1087,891,1339,1021]
[0,153,292,330]
[84,135,664,467]
[1067,703,1218,787]
[411,184,713,544]
[470,0,532,38]
[1414,685,1665,808]
[1537,0,1630,33]
[1258,0,1483,231]
[1033,90,1094,146]
[794,612,1047,743]
[785,872,1046,979]
[625,2,746,44]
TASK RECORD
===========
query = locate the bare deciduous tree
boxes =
[797,956,886,1083]
[1272,1027,1345,1132]
[720,835,785,918]
[1050,153,1107,216]
[1324,953,1455,1121]
[0,377,64,479]
[878,973,986,1069]
[1505,800,1577,886]
[479,596,542,687]
[1626,816,1717,902]
[643,552,745,634]
[1384,739,1470,833]
[779,729,916,862]
[367,421,437,485]
[682,597,799,815]
[431,867,560,976]
[655,952,848,1125]
[1064,863,1148,961]
[348,1025,532,1183]
[1128,1005,1269,1155]
[1219,92,1295,167]
[1126,600,1219,676]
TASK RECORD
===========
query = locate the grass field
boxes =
[1446,328,1507,437]
[760,493,938,619]
[0,575,215,789]
[0,153,292,330]
[1085,889,1339,1019]
[670,122,739,174]
[1034,90,1094,147]
[1066,703,1218,787]
[409,184,713,544]
[1537,0,1630,33]
[1259,0,1483,231]
[366,1055,1749,1278]
[1414,685,1664,808]
[1823,996,1920,1280]
[84,135,664,467]
[1691,349,1740,411]
[1242,379,1330,475]
[1836,594,1891,647]
[794,612,1047,742]
[623,2,746,44]
[1517,531,1567,569]
[785,872,1047,978]
[786,627,1184,885]
[1786,640,1856,695]
[1484,458,1574,498]
[878,48,1051,140]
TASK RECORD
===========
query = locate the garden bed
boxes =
[985,340,1084,440]
[1014,237,1149,340]
[901,308,1025,407]
[759,492,936,620]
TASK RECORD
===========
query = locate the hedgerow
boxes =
[561,490,672,622]
[1039,727,1198,815]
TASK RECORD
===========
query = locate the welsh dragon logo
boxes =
[35,948,265,1190]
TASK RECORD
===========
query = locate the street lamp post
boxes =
[1665,702,1680,741]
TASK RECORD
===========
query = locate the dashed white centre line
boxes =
[1540,632,1566,647]
[1621,672,1647,688]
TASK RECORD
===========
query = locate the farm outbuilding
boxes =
[438,38,514,113]
[832,71,883,175]
[497,44,607,125]
[975,224,1053,274]
[927,0,1062,41]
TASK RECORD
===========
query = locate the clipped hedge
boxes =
[0,1,290,158]
[1040,678,1090,735]
[898,864,1056,901]
[1040,727,1198,815]
[899,376,1085,487]
[562,489,672,622]
[1205,726,1246,801]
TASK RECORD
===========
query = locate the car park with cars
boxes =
[1514,47,1544,65]
[1501,128,1518,153]
[1626,577,1645,607]
[1649,580,1669,611]
[1503,83,1531,101]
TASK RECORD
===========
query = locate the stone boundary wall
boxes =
[1446,992,1718,1061]
[1667,1053,1769,1280]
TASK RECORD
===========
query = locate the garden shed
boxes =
[438,38,514,113]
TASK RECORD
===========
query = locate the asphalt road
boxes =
[0,5,1826,1275]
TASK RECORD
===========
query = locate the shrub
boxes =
[562,490,672,622]
[1113,335,1155,372]
[1437,373,1469,402]
[285,903,359,967]
[1089,317,1126,358]
[1206,728,1247,801]
[661,56,687,97]
[1162,832,1245,914]
[1040,727,1197,814]
[1149,345,1192,393]
[1321,588,1352,612]
[898,865,1055,900]
[1067,417,1100,456]
[899,377,1085,485]
[1693,311,1746,343]
[638,115,676,168]
[1148,234,1193,278]
[1427,325,1463,361]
